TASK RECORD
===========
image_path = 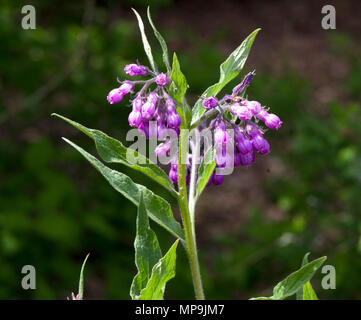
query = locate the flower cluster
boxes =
[107,64,282,187]
[107,63,183,182]
[107,64,181,139]
[201,71,282,186]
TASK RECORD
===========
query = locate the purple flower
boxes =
[165,96,176,112]
[215,146,234,168]
[132,97,143,111]
[214,121,228,145]
[202,97,218,110]
[229,104,253,121]
[155,140,171,158]
[245,100,262,116]
[107,82,134,104]
[155,73,169,87]
[169,164,178,184]
[128,110,142,127]
[264,113,282,130]
[234,151,242,167]
[212,172,224,185]
[232,71,255,96]
[234,128,253,154]
[256,109,268,122]
[124,64,149,76]
[141,92,157,119]
[245,122,260,138]
[167,111,181,129]
[138,121,149,138]
[240,151,255,166]
[251,134,270,155]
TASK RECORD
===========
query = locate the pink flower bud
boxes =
[132,97,143,111]
[252,134,270,155]
[166,111,181,128]
[155,73,169,87]
[155,140,171,158]
[245,100,262,115]
[264,113,282,130]
[141,92,158,119]
[202,97,218,110]
[107,88,125,104]
[169,164,178,184]
[128,110,142,127]
[124,64,149,76]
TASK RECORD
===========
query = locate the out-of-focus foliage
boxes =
[0,1,360,299]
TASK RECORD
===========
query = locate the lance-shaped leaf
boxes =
[169,53,188,105]
[78,253,90,300]
[62,138,185,240]
[191,28,260,127]
[169,53,191,128]
[272,256,326,300]
[147,7,170,72]
[130,192,162,299]
[138,239,179,300]
[53,114,178,197]
[132,8,157,72]
[195,147,216,201]
[296,253,319,300]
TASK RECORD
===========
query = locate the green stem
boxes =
[178,129,205,300]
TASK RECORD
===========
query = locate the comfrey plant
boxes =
[55,8,326,300]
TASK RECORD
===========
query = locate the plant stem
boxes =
[188,130,200,232]
[178,129,205,300]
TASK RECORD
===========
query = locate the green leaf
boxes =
[296,252,319,300]
[195,147,215,200]
[272,256,326,300]
[52,114,178,197]
[191,28,260,127]
[303,282,318,300]
[78,253,90,300]
[138,239,179,300]
[147,7,170,72]
[169,53,188,104]
[62,137,185,240]
[132,8,157,72]
[249,297,273,300]
[169,53,189,128]
[130,192,162,299]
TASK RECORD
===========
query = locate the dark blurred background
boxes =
[1,0,361,299]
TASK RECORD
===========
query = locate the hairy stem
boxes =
[178,129,205,300]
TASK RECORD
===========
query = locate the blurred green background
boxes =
[1,0,361,299]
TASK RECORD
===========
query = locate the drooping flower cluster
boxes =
[107,64,181,140]
[201,71,282,186]
[107,62,183,182]
[107,65,282,187]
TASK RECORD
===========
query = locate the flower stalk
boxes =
[177,128,205,300]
